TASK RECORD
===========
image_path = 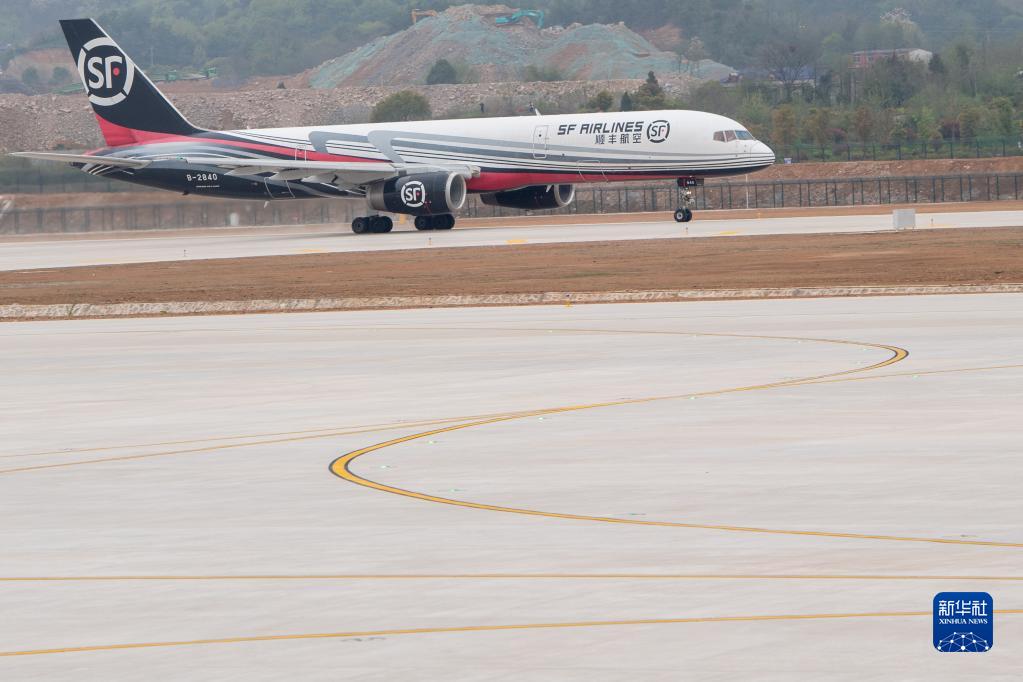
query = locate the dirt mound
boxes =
[308,4,730,88]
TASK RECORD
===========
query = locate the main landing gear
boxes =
[351,215,393,234]
[673,178,698,223]
[414,214,456,231]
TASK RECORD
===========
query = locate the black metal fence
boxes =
[3,173,1022,235]
[467,173,1023,217]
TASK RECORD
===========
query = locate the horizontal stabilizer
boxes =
[10,151,150,168]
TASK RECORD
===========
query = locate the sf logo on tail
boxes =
[76,37,134,106]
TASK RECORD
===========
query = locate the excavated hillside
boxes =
[0,77,683,153]
[308,4,731,88]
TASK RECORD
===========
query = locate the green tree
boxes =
[957,105,984,141]
[760,34,819,102]
[807,108,832,146]
[862,56,923,107]
[586,90,614,112]
[371,90,431,123]
[915,107,942,147]
[771,105,798,149]
[990,97,1016,138]
[21,66,40,88]
[632,71,667,110]
[738,93,770,136]
[620,91,633,111]
[49,66,71,87]
[853,105,874,143]
[426,58,457,85]
[952,43,977,96]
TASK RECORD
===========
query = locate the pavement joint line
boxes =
[4,574,1023,582]
[3,610,1021,657]
[4,357,1014,471]
[0,329,901,473]
[330,333,1015,548]
[0,416,550,475]
[7,335,1019,481]
[2,329,1016,478]
[0,412,537,460]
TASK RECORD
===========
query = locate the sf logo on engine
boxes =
[401,180,427,208]
[76,37,135,107]
[646,120,670,143]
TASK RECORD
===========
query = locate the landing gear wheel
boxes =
[414,214,456,231]
[351,217,368,234]
[370,216,393,233]
[674,208,694,223]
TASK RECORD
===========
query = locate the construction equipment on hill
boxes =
[411,9,438,24]
[495,10,545,29]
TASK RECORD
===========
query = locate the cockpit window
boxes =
[714,129,757,142]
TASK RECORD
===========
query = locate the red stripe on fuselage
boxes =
[91,120,375,164]
[467,171,692,192]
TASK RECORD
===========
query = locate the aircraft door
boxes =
[532,125,549,159]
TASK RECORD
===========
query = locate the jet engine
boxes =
[480,184,575,210]
[368,172,466,216]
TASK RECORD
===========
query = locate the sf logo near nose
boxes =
[76,36,135,107]
[647,120,670,143]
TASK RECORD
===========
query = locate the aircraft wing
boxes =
[10,152,479,188]
[178,157,480,186]
[10,152,151,168]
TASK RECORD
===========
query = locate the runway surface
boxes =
[3,208,1023,270]
[1,295,1022,679]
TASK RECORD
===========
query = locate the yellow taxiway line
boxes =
[325,335,1015,548]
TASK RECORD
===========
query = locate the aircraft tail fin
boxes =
[59,19,202,147]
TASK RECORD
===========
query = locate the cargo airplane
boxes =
[13,19,775,233]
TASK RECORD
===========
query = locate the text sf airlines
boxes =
[14,19,775,233]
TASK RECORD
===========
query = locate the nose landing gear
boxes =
[674,177,700,223]
[674,207,693,223]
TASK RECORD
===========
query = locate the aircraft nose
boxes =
[754,141,776,164]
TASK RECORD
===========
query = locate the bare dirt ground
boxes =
[2,227,1020,306]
